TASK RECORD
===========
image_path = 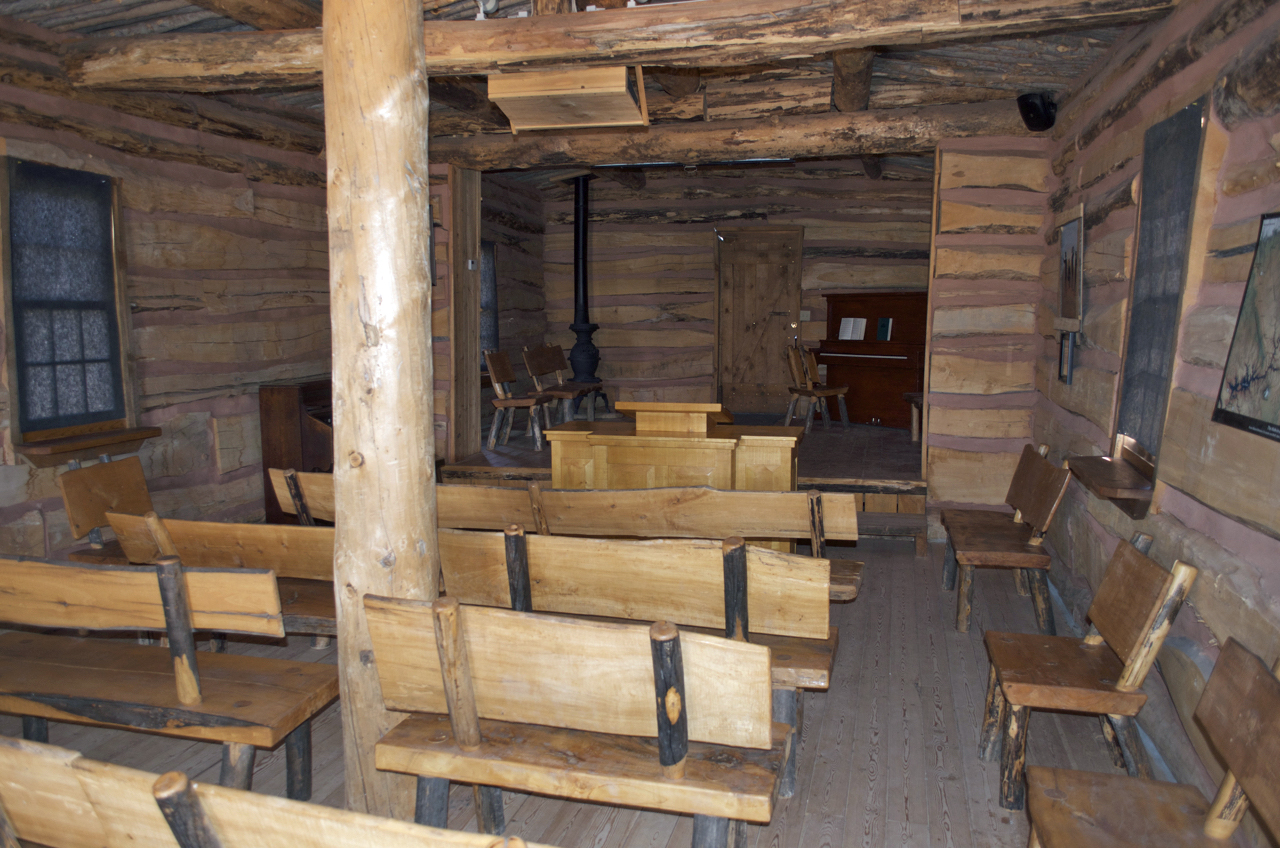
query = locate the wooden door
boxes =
[716,227,803,413]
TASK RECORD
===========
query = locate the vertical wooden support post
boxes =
[146,511,180,557]
[978,664,1007,761]
[1106,714,1152,778]
[999,705,1030,810]
[283,469,315,526]
[153,772,226,848]
[21,717,47,744]
[284,721,312,801]
[155,555,201,706]
[1024,569,1055,636]
[432,598,481,750]
[955,563,975,632]
[772,687,801,798]
[806,490,826,558]
[1097,715,1127,769]
[941,539,957,590]
[415,777,450,828]
[325,0,437,813]
[527,481,550,535]
[219,743,255,790]
[504,524,532,612]
[722,537,749,641]
[692,814,730,848]
[649,622,688,781]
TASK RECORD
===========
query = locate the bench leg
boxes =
[473,785,504,834]
[914,532,928,558]
[999,705,1030,811]
[285,721,312,801]
[1108,715,1153,779]
[978,665,1006,761]
[941,540,958,590]
[209,635,227,653]
[219,742,256,791]
[772,687,801,798]
[692,815,731,848]
[415,777,450,828]
[836,395,849,429]
[1025,569,1056,636]
[531,409,545,452]
[955,563,975,633]
[1028,825,1043,848]
[487,409,504,451]
[729,820,748,848]
[310,635,332,649]
[22,716,48,744]
[1098,715,1128,770]
[500,408,516,445]
[818,397,831,429]
[783,396,798,427]
[1013,568,1030,596]
[802,400,815,434]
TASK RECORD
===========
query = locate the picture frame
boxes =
[1212,212,1280,441]
[1057,216,1084,383]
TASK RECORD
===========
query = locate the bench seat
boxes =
[0,631,339,749]
[828,559,862,601]
[378,712,792,823]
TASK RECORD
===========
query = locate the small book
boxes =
[838,317,867,341]
[876,317,893,341]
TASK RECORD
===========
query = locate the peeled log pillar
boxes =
[324,0,438,818]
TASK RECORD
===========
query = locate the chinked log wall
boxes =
[0,28,329,554]
[926,139,1050,505]
[541,158,934,405]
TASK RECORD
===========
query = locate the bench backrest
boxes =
[57,456,153,539]
[1194,638,1280,834]
[439,527,830,639]
[0,736,557,848]
[365,598,773,749]
[108,512,335,582]
[1004,443,1071,533]
[0,555,283,638]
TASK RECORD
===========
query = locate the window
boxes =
[479,240,498,357]
[4,159,126,439]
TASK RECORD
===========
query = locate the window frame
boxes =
[0,156,138,462]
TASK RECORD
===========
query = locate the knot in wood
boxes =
[664,686,682,725]
[349,451,364,467]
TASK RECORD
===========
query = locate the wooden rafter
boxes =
[65,0,1175,91]
[185,0,321,31]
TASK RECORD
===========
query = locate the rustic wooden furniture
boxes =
[259,379,334,524]
[1025,637,1280,848]
[1066,432,1156,520]
[522,343,606,424]
[107,511,338,643]
[941,443,1072,634]
[368,598,790,847]
[0,555,338,800]
[269,472,863,600]
[0,736,554,848]
[57,454,152,565]
[546,402,802,493]
[980,538,1197,810]
[903,392,923,441]
[484,349,553,451]
[815,292,927,430]
[784,345,849,432]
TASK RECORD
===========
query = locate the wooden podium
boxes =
[545,402,802,492]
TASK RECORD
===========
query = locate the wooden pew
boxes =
[0,735,555,848]
[368,597,791,848]
[107,511,338,642]
[0,555,338,800]
[268,470,863,601]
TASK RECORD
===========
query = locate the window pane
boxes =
[81,309,111,360]
[20,308,52,365]
[52,310,82,363]
[55,363,86,416]
[85,362,116,413]
[23,366,54,421]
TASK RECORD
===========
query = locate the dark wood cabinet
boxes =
[816,292,927,431]
[259,379,333,524]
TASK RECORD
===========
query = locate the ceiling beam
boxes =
[66,0,1174,92]
[184,0,321,30]
[831,49,873,112]
[427,99,1031,170]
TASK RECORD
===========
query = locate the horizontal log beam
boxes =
[186,0,322,30]
[66,0,1174,91]
[428,99,1030,169]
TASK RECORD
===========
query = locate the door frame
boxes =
[713,225,805,406]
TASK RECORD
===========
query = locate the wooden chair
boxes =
[0,553,338,800]
[979,537,1197,810]
[0,736,556,848]
[941,443,1072,634]
[784,345,848,431]
[1025,637,1279,848]
[523,343,607,424]
[56,454,152,565]
[483,349,553,451]
[368,597,790,848]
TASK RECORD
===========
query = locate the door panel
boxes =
[716,228,804,413]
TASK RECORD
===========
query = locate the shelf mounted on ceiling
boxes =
[487,66,649,133]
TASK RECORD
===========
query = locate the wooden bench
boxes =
[1026,637,1280,848]
[106,511,338,645]
[56,454,153,565]
[269,471,865,601]
[368,597,791,848]
[0,735,554,848]
[0,554,338,800]
[523,342,606,423]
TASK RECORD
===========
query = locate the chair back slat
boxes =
[108,512,335,582]
[483,349,519,398]
[58,456,153,539]
[786,346,808,390]
[1087,540,1177,668]
[522,344,569,387]
[1004,444,1071,532]
[0,556,284,637]
[801,349,822,390]
[365,598,773,749]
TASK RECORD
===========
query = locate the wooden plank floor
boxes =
[0,539,1123,847]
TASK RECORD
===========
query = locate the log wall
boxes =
[0,35,329,555]
[540,159,933,404]
[1019,0,1280,836]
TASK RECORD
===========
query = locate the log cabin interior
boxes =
[1,0,1280,845]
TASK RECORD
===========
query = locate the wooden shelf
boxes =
[14,425,162,467]
[1066,454,1153,519]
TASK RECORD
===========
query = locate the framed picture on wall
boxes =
[1057,216,1084,383]
[1212,212,1280,441]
